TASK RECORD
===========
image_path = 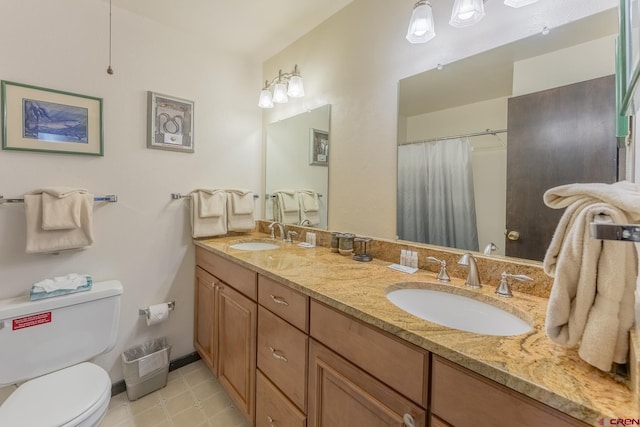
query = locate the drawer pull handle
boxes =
[270,295,289,306]
[403,413,415,427]
[268,346,288,363]
[267,416,276,426]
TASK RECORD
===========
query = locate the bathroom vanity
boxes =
[193,231,638,427]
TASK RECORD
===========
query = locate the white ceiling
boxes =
[399,7,619,117]
[111,0,354,62]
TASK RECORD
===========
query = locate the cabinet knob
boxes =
[507,230,520,241]
[270,295,289,306]
[268,346,288,363]
[267,416,276,426]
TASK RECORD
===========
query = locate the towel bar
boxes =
[171,192,259,200]
[590,223,640,242]
[0,194,118,204]
[268,193,323,198]
[139,301,175,316]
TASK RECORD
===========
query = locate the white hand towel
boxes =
[194,189,225,218]
[189,190,227,238]
[227,189,255,214]
[543,181,640,371]
[28,187,88,230]
[24,192,94,254]
[297,190,320,226]
[274,190,299,225]
[226,191,255,232]
[298,190,319,212]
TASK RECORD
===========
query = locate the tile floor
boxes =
[0,360,251,427]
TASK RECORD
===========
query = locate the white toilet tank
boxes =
[0,280,123,386]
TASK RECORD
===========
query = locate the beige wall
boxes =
[0,0,262,381]
[513,34,616,96]
[262,0,617,240]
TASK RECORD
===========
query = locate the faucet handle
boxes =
[286,230,298,243]
[496,272,533,298]
[426,256,450,282]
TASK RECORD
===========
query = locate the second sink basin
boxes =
[386,287,531,336]
[228,240,280,251]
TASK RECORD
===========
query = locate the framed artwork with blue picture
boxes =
[1,80,103,156]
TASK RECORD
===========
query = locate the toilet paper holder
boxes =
[139,301,175,317]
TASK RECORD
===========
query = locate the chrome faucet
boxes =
[483,242,498,256]
[457,253,481,288]
[426,256,450,282]
[495,271,533,298]
[268,221,286,241]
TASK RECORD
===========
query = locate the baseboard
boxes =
[110,351,202,397]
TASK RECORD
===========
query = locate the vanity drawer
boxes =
[256,370,306,427]
[258,306,308,411]
[431,356,589,427]
[258,275,309,332]
[310,301,428,407]
[196,246,257,300]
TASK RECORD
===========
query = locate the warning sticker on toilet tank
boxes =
[12,312,52,330]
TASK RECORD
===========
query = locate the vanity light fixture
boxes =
[504,0,539,8]
[406,1,436,44]
[449,0,485,28]
[407,0,539,43]
[258,65,305,109]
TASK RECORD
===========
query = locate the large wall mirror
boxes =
[265,104,330,229]
[397,8,620,262]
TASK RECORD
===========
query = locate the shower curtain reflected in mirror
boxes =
[397,138,479,251]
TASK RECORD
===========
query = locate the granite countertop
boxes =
[195,233,639,426]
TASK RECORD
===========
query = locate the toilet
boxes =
[0,280,123,426]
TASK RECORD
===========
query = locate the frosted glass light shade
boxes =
[449,0,485,28]
[504,0,538,7]
[273,82,288,103]
[287,75,305,98]
[406,1,435,44]
[258,89,273,108]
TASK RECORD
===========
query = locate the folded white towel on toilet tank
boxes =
[32,273,92,293]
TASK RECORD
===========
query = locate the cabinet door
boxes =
[308,340,426,427]
[431,356,589,427]
[218,282,257,423]
[194,266,218,373]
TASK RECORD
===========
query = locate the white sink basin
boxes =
[386,288,531,336]
[229,241,280,251]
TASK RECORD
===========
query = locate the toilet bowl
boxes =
[0,280,123,427]
[0,363,111,427]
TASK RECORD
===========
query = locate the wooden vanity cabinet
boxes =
[194,247,257,424]
[431,356,589,427]
[308,339,426,427]
[195,248,595,427]
[308,301,428,427]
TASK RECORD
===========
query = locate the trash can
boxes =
[121,337,171,401]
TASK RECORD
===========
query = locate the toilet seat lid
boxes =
[0,362,111,427]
